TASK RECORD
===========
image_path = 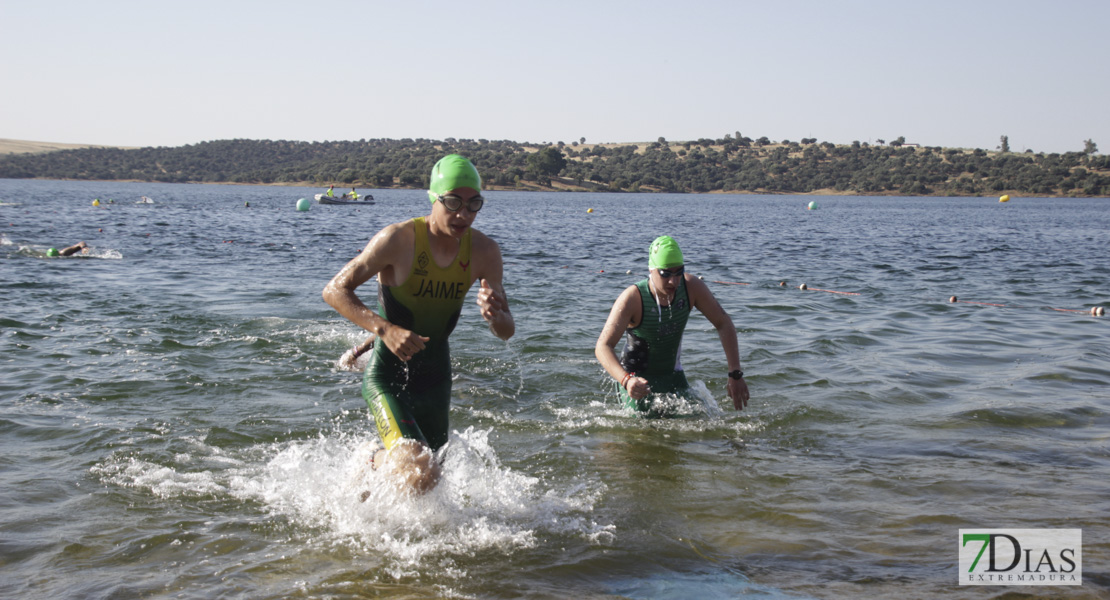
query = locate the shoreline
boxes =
[3,137,1105,198]
[4,176,1104,198]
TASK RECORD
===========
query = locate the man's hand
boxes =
[625,376,651,400]
[476,278,509,323]
[728,377,750,410]
[380,324,429,362]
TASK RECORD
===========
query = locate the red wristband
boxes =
[620,372,635,389]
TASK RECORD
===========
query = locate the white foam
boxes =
[335,346,370,371]
[92,425,612,577]
[92,455,230,498]
[83,248,123,259]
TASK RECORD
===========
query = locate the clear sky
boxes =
[2,0,1107,154]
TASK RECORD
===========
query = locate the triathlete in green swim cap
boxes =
[46,241,89,257]
[323,154,514,495]
[595,235,750,416]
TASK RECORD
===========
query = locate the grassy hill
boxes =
[0,137,1106,197]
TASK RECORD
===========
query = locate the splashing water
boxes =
[93,424,614,580]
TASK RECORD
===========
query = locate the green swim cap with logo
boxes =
[46,248,60,257]
[428,154,482,204]
[648,236,684,269]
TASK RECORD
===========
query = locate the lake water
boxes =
[2,179,1108,599]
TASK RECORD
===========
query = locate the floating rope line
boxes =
[947,297,1008,307]
[948,296,1104,316]
[608,274,1106,318]
[1051,307,1105,316]
[799,286,856,295]
[794,282,861,295]
[701,280,1104,318]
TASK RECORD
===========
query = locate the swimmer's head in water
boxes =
[46,248,59,257]
[428,154,481,204]
[648,235,684,269]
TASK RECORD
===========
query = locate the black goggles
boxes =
[656,266,685,279]
[435,193,484,213]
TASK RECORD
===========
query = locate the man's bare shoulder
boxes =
[684,272,711,294]
[608,283,644,328]
[619,282,642,301]
[685,274,723,311]
[366,219,415,252]
[469,228,503,258]
[377,218,415,240]
[679,275,714,301]
[469,227,495,247]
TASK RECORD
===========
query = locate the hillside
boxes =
[0,136,1106,197]
[0,138,135,155]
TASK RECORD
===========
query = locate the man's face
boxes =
[432,187,481,238]
[650,265,685,294]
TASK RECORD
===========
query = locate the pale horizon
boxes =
[2,0,1107,155]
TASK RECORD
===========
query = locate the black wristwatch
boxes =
[728,369,744,380]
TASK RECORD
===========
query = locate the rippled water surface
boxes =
[2,179,1109,599]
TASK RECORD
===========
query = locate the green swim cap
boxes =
[428,154,482,203]
[648,236,684,269]
[46,248,60,257]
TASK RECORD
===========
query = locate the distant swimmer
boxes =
[46,241,89,257]
[595,236,750,417]
[323,154,514,496]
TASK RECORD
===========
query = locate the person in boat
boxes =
[349,188,360,201]
[595,235,749,417]
[323,154,514,495]
[326,185,335,198]
[46,241,89,257]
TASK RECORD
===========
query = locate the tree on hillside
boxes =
[526,146,567,185]
[891,136,906,147]
[1085,139,1098,154]
[1000,135,1010,153]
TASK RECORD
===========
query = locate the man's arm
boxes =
[595,286,650,400]
[322,223,429,362]
[472,231,515,340]
[687,275,750,410]
[58,241,87,256]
